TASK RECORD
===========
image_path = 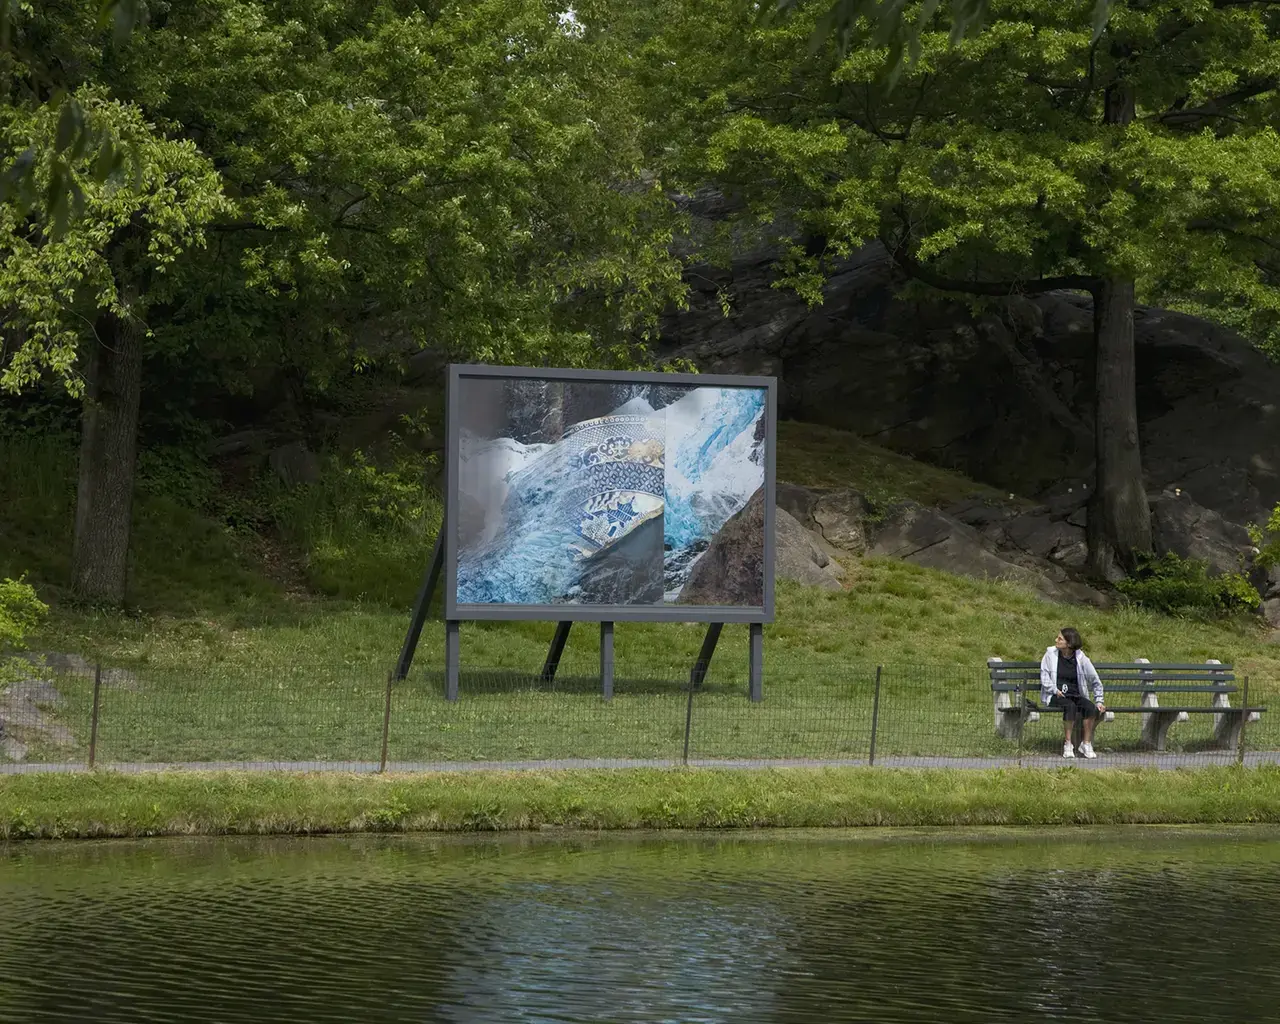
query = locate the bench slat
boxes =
[988,665,1228,670]
[1000,705,1266,715]
[991,678,1236,686]
[992,684,1238,693]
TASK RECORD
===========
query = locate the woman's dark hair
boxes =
[1060,627,1083,651]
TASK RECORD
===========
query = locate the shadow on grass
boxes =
[403,669,755,698]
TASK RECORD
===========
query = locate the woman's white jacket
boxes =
[1039,647,1104,705]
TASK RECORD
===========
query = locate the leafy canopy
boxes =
[639,0,1280,321]
[1,0,689,400]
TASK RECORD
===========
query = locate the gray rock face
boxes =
[812,490,868,554]
[776,508,843,591]
[1264,597,1280,629]
[865,500,1109,606]
[995,513,1089,570]
[1149,489,1253,576]
[659,239,1280,528]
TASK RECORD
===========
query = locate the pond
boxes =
[2,827,1278,1022]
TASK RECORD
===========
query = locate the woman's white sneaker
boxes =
[1063,743,1076,758]
[1080,743,1098,759]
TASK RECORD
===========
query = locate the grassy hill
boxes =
[3,418,1277,672]
[2,417,1279,764]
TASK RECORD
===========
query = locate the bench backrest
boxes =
[987,659,1235,693]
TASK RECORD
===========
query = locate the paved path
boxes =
[4,752,1279,774]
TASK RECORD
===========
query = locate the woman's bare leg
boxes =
[1082,714,1098,745]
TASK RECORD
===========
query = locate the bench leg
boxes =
[994,692,1019,740]
[1213,710,1244,750]
[994,698,1038,741]
[1140,711,1180,751]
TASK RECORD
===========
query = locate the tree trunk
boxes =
[1087,275,1150,579]
[1086,75,1151,580]
[72,306,144,605]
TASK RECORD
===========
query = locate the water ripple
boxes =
[1,829,1278,1023]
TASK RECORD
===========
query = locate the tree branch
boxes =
[885,237,1098,295]
[1151,79,1278,127]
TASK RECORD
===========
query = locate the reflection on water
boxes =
[1,827,1278,1023]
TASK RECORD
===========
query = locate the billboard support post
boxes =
[749,623,763,702]
[690,623,724,690]
[540,621,573,687]
[600,621,615,700]
[444,620,460,701]
[394,532,444,682]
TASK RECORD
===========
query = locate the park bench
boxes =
[988,658,1266,751]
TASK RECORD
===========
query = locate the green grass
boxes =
[4,421,1280,766]
[777,420,1024,507]
[4,766,1280,839]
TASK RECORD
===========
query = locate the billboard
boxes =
[445,365,776,622]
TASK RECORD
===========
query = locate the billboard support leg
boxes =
[690,622,723,690]
[394,532,444,682]
[444,619,460,701]
[748,623,763,702]
[540,621,573,687]
[600,621,614,701]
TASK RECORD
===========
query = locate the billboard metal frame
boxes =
[444,363,777,624]
[395,363,777,702]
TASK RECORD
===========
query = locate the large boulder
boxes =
[1148,488,1254,576]
[775,507,843,591]
[866,501,1109,606]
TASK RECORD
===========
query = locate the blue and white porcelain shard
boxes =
[455,385,765,605]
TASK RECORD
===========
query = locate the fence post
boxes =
[1238,676,1250,767]
[88,662,102,770]
[868,666,883,766]
[1017,671,1028,769]
[682,671,695,766]
[379,671,394,773]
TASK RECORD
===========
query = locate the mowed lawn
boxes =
[15,564,1280,765]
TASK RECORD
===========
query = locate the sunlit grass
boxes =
[4,766,1280,839]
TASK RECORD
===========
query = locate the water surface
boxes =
[2,827,1277,1022]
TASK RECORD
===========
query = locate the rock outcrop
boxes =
[658,239,1280,532]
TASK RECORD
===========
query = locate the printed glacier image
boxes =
[454,377,766,607]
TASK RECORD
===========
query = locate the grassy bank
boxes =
[5,419,1280,766]
[4,766,1280,840]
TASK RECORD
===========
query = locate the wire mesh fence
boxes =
[1,656,1276,773]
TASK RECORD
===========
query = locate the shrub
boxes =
[1251,504,1280,570]
[0,575,47,653]
[1116,552,1260,616]
[0,575,49,683]
[265,444,442,605]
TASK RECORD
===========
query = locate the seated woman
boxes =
[1040,628,1107,759]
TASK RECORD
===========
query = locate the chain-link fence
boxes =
[1,657,1275,773]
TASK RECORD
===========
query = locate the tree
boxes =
[1,0,686,605]
[637,0,1280,578]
